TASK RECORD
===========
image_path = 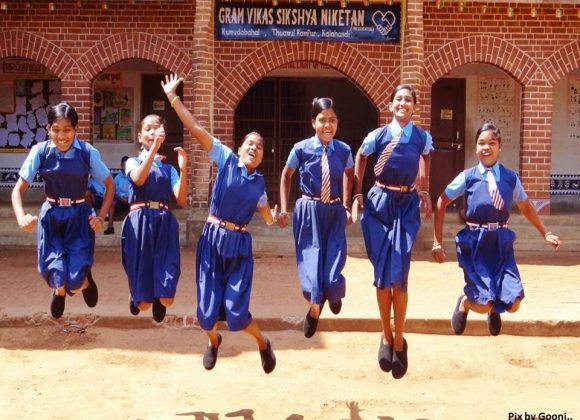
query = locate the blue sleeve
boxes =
[18,144,41,184]
[286,147,299,169]
[257,191,268,208]
[423,132,434,154]
[125,157,139,175]
[208,138,232,171]
[170,165,179,190]
[346,152,354,169]
[513,177,528,202]
[359,129,377,157]
[88,145,111,182]
[444,172,466,201]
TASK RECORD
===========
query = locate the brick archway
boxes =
[215,41,393,113]
[77,32,194,80]
[540,39,580,86]
[424,35,539,86]
[0,30,77,80]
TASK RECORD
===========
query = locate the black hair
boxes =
[241,131,264,146]
[475,122,502,144]
[390,84,417,104]
[311,97,335,120]
[121,155,129,164]
[137,114,166,132]
[47,102,79,127]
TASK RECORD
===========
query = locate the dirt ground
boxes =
[0,248,579,419]
[1,328,579,419]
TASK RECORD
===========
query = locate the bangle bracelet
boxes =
[419,190,430,196]
[544,231,552,239]
[279,212,288,217]
[353,193,363,200]
[170,96,180,108]
[432,242,443,251]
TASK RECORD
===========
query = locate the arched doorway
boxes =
[430,64,522,206]
[234,70,378,207]
[91,59,183,170]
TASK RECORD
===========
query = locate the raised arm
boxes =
[161,74,214,152]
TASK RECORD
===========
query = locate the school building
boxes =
[1,0,579,214]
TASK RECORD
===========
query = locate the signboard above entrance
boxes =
[215,2,400,43]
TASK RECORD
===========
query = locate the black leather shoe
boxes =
[129,296,140,316]
[303,308,319,338]
[329,299,342,315]
[487,311,502,336]
[152,298,166,323]
[451,295,468,335]
[378,335,393,372]
[50,291,66,319]
[260,338,276,374]
[82,272,98,308]
[203,334,222,370]
[103,227,115,235]
[391,338,408,379]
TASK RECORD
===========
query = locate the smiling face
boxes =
[238,132,264,172]
[48,117,77,152]
[476,128,501,167]
[312,108,338,145]
[138,115,164,151]
[389,88,415,126]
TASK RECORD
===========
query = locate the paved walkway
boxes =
[0,246,578,336]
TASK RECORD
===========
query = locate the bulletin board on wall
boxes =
[568,79,580,142]
[477,77,514,144]
[0,79,61,152]
[93,87,134,142]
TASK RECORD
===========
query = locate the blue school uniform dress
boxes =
[18,138,110,290]
[286,136,354,304]
[196,138,268,332]
[121,150,181,304]
[445,162,528,313]
[359,121,432,291]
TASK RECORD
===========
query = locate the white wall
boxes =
[449,64,521,172]
[552,69,580,174]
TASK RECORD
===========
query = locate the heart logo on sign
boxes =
[372,11,396,37]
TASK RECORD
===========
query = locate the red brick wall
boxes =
[3,1,580,209]
[0,0,200,201]
[422,2,580,204]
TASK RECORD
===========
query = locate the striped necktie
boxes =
[320,145,331,203]
[486,167,504,210]
[374,132,401,177]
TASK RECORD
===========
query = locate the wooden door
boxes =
[430,78,466,205]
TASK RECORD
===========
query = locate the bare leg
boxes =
[159,297,174,307]
[108,204,115,230]
[308,301,322,319]
[242,319,267,350]
[463,297,493,314]
[392,285,407,352]
[70,277,90,294]
[376,287,393,347]
[138,302,152,311]
[204,324,220,348]
[506,297,521,313]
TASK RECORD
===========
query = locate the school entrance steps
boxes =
[0,203,578,252]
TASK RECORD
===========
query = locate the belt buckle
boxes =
[400,186,408,192]
[148,201,160,209]
[59,198,71,207]
[488,222,499,231]
[223,221,236,231]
